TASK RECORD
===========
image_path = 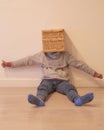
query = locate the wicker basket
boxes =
[42,29,65,52]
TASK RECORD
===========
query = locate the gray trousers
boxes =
[36,79,79,102]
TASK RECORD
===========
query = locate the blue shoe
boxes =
[28,94,45,106]
[75,93,94,106]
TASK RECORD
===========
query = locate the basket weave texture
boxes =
[42,29,65,52]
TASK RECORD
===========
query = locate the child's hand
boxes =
[94,72,103,79]
[1,60,6,68]
[1,60,11,68]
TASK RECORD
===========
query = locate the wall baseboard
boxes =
[0,79,41,87]
[0,78,103,87]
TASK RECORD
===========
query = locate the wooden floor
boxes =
[0,87,104,130]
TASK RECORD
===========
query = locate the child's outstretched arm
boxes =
[1,52,43,68]
[1,56,36,68]
[67,53,103,79]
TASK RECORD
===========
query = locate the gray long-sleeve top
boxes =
[11,51,95,80]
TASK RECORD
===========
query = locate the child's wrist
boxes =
[5,62,12,67]
[93,72,98,77]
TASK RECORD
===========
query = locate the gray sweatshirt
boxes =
[11,51,95,80]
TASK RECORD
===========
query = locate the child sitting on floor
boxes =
[1,51,103,106]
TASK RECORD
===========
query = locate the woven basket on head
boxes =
[42,29,65,52]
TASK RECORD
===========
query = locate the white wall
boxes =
[0,0,104,87]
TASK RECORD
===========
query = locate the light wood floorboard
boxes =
[0,87,104,130]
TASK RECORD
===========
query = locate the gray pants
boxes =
[36,79,79,102]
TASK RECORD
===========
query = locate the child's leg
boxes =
[56,80,94,106]
[28,79,55,106]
